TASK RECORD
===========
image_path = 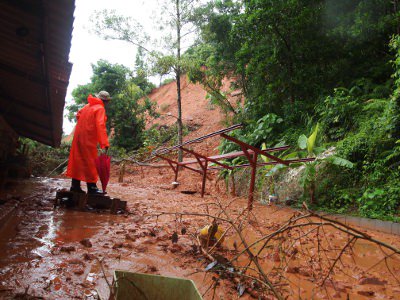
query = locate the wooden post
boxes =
[238,146,258,211]
[110,198,120,214]
[118,162,125,183]
[201,161,208,197]
[77,193,87,211]
[248,153,258,210]
[166,160,179,182]
[174,165,179,182]
[231,172,236,196]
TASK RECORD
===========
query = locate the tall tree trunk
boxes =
[176,73,183,162]
[395,0,400,34]
[176,0,183,162]
[272,24,294,104]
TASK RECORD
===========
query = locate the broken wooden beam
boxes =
[55,190,127,214]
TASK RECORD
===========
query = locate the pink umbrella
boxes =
[95,154,111,192]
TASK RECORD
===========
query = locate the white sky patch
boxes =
[63,0,162,134]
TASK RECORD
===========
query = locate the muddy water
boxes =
[0,178,233,299]
[225,224,400,300]
[0,178,119,298]
[0,174,399,299]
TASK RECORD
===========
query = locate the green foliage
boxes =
[194,0,398,127]
[325,156,354,168]
[186,1,242,114]
[259,142,296,196]
[357,186,400,219]
[66,60,157,151]
[18,138,70,176]
[66,60,132,121]
[160,78,175,86]
[297,124,325,157]
[314,163,360,211]
[219,113,283,154]
[92,9,150,49]
[306,123,319,156]
[67,84,93,122]
[190,0,399,220]
[110,84,150,150]
[317,89,361,141]
[216,156,242,192]
[297,135,307,152]
[296,124,353,205]
[93,2,203,161]
[133,47,156,94]
[248,114,284,146]
[143,123,189,149]
[389,35,400,139]
[314,44,400,219]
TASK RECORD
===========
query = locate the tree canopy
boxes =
[188,0,400,219]
[66,59,156,151]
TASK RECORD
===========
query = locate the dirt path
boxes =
[0,166,399,299]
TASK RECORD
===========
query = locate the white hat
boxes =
[96,91,111,101]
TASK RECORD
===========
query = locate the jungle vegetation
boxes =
[42,0,400,220]
[186,0,400,220]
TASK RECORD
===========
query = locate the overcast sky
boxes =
[63,0,160,134]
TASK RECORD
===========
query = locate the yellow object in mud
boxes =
[199,224,225,246]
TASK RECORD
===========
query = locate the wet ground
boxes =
[0,176,237,299]
[0,167,399,299]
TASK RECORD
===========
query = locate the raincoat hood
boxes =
[88,94,105,106]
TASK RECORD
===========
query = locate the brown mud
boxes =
[0,167,399,299]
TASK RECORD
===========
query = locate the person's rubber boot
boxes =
[87,183,105,195]
[70,179,85,193]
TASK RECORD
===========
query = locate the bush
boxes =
[219,113,284,154]
[357,186,400,220]
[160,78,175,86]
[19,138,70,176]
[317,88,361,141]
[143,123,189,149]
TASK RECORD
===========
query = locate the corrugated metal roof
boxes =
[0,0,75,146]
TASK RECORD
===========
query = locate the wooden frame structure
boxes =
[154,124,314,210]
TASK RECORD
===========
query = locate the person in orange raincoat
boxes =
[66,91,111,194]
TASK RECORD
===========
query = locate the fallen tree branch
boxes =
[321,236,356,285]
[150,205,400,299]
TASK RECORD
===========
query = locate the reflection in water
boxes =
[32,214,57,257]
[0,178,124,299]
[54,211,113,245]
[0,178,113,268]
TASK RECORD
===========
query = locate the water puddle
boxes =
[0,177,125,298]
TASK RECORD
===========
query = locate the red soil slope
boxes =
[146,76,240,155]
[63,75,240,155]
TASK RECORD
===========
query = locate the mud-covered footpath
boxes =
[0,168,399,299]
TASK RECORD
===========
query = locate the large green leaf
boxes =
[298,135,307,150]
[313,146,326,155]
[260,142,270,163]
[283,152,299,159]
[327,156,353,168]
[307,123,319,155]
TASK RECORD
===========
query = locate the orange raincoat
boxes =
[66,95,109,183]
